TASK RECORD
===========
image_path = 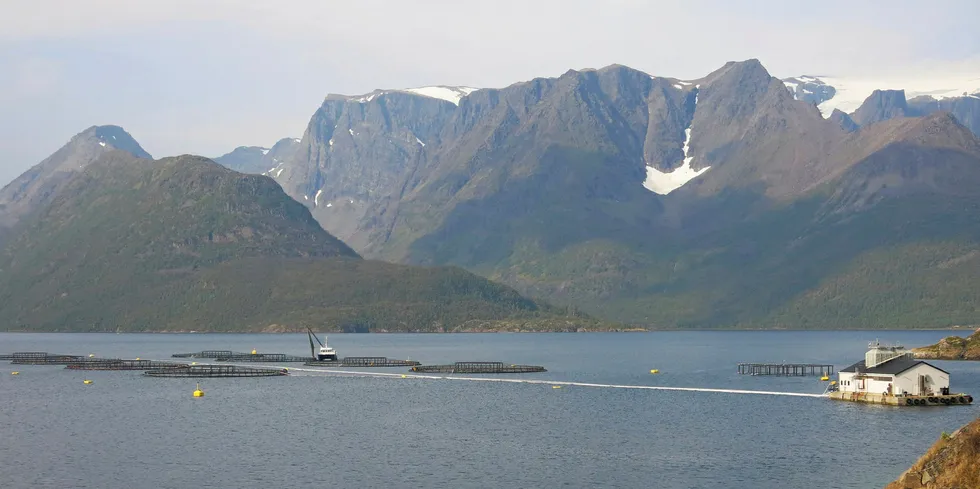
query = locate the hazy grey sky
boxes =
[2,0,977,185]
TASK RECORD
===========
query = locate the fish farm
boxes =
[9,352,85,365]
[172,351,313,362]
[215,353,312,363]
[171,350,238,359]
[304,357,422,368]
[410,362,547,374]
[737,363,835,376]
[144,365,288,378]
[66,359,188,371]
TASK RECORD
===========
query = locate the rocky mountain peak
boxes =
[851,89,910,126]
[0,125,151,238]
[829,109,859,132]
[782,76,837,106]
[85,125,152,158]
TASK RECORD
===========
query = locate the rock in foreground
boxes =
[884,416,980,489]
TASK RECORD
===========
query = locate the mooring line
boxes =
[223,363,826,398]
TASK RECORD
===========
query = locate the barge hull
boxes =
[829,392,973,406]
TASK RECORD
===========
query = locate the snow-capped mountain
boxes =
[331,85,480,106]
[781,73,980,117]
[210,59,980,329]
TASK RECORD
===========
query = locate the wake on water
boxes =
[237,364,827,398]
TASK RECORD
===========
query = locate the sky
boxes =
[1,0,978,186]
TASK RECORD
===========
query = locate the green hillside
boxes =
[0,152,604,332]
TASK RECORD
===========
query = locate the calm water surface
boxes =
[1,331,978,489]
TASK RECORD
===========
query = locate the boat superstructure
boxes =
[307,328,338,362]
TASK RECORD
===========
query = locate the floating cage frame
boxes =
[215,353,312,363]
[144,365,288,378]
[410,362,547,374]
[304,357,422,368]
[171,350,238,359]
[10,352,85,365]
[66,359,188,371]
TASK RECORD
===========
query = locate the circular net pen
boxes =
[411,362,546,374]
[304,357,422,368]
[66,359,189,371]
[143,365,288,378]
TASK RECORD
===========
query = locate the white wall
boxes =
[837,372,893,393]
[893,364,949,396]
[838,363,950,396]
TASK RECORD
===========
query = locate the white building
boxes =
[838,341,949,397]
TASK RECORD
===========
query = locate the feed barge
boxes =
[411,362,547,374]
[828,341,973,407]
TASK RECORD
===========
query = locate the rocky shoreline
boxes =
[911,329,980,360]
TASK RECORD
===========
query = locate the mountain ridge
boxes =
[0,146,605,332]
[0,125,151,246]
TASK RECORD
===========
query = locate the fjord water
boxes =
[1,331,978,489]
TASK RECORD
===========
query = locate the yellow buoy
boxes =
[820,375,830,381]
[83,380,93,385]
[552,385,562,389]
[11,371,19,375]
[401,374,407,378]
[193,383,205,397]
[88,354,95,358]
[135,357,140,361]
[191,362,197,365]
[251,349,257,355]
[650,369,660,374]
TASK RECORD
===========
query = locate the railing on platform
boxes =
[411,362,547,374]
[144,365,287,378]
[737,363,834,376]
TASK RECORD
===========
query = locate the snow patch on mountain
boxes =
[643,85,710,195]
[314,189,323,207]
[403,86,478,105]
[342,86,479,106]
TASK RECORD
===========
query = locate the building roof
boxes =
[840,357,949,376]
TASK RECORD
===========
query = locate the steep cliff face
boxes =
[277,91,458,248]
[885,417,980,489]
